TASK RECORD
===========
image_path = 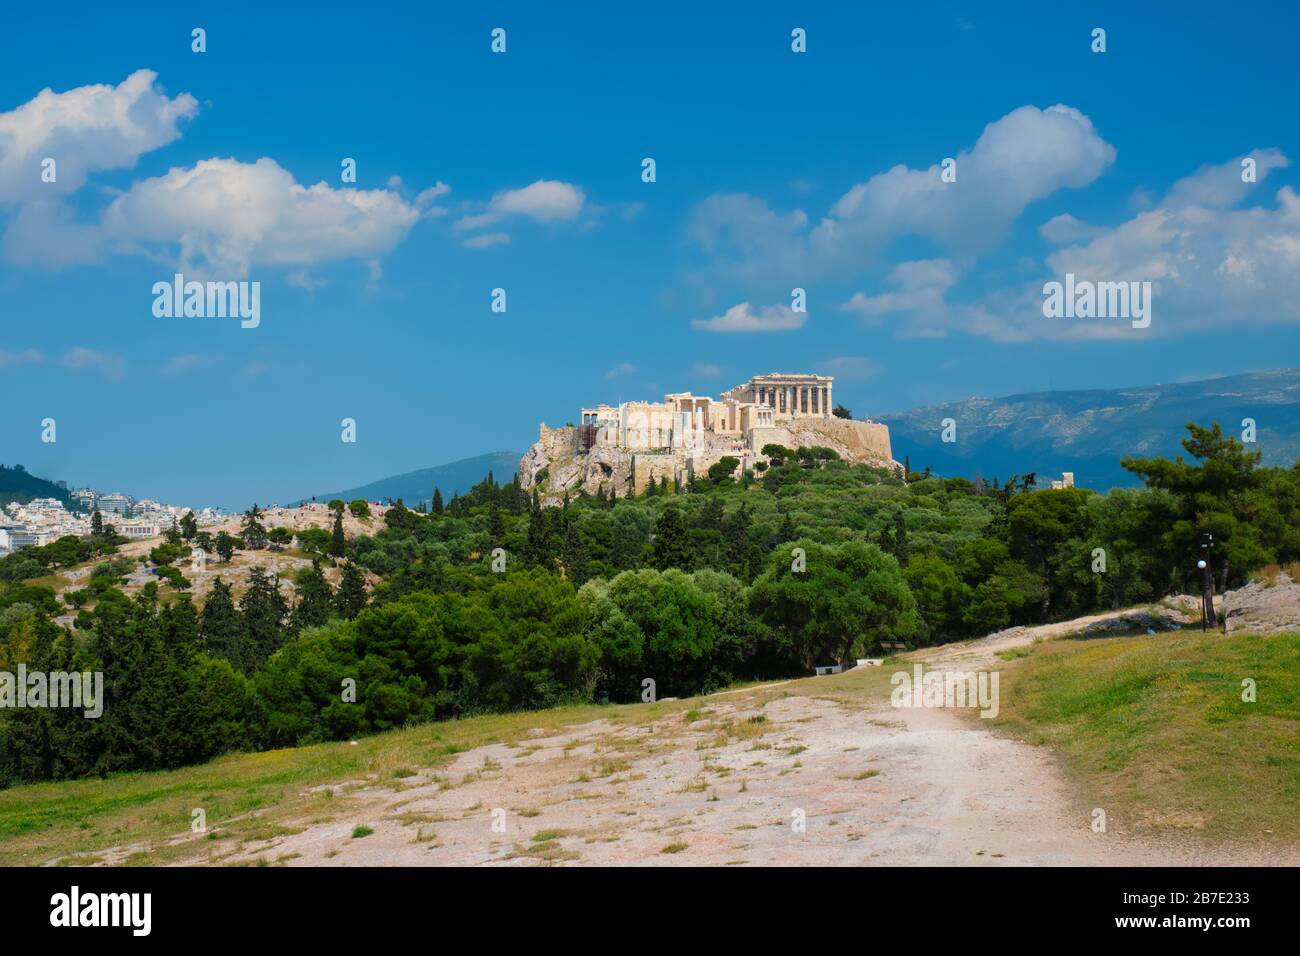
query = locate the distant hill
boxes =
[0,465,73,509]
[290,451,523,507]
[878,368,1300,492]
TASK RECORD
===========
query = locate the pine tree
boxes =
[488,502,505,542]
[330,509,346,558]
[199,578,243,667]
[241,505,267,549]
[336,562,368,619]
[779,510,797,543]
[290,563,334,633]
[91,510,104,535]
[238,568,287,673]
[180,510,199,540]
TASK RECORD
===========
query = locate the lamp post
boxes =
[1198,531,1218,631]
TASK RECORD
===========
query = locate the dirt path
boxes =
[80,601,1285,867]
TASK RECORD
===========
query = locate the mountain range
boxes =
[878,368,1300,491]
[10,371,1300,513]
[288,451,523,507]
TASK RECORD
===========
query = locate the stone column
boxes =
[826,382,833,416]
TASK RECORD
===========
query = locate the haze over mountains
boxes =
[9,372,1299,512]
[880,369,1300,491]
[289,451,522,508]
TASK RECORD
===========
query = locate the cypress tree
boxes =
[652,504,692,570]
[336,561,368,619]
[199,578,244,668]
[431,488,444,515]
[330,509,346,558]
[562,517,588,586]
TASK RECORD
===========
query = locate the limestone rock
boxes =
[1222,573,1300,635]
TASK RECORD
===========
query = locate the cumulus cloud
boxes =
[843,259,958,333]
[841,150,1300,341]
[691,302,807,333]
[0,70,196,204]
[1039,213,1105,244]
[456,179,586,234]
[689,104,1115,287]
[99,157,423,277]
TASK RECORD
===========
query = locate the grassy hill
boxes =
[881,368,1300,491]
[1,621,1293,865]
[290,451,522,508]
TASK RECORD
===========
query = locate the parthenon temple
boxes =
[521,371,896,500]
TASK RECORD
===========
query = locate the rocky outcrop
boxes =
[518,414,899,504]
[785,417,896,469]
[1222,573,1300,635]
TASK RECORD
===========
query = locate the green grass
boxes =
[990,630,1300,841]
[351,826,373,839]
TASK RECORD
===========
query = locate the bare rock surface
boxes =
[1222,573,1300,635]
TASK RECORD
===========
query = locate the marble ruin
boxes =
[520,372,897,500]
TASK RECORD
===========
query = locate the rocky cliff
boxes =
[519,417,898,504]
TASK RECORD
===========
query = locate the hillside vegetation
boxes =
[1,422,1298,790]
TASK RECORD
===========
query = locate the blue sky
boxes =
[2,1,1298,509]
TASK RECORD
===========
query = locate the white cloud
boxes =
[1039,213,1105,244]
[688,104,1115,287]
[99,157,423,277]
[415,181,451,217]
[462,231,510,249]
[456,179,586,232]
[161,353,216,376]
[691,302,807,333]
[843,150,1300,341]
[604,362,638,379]
[61,347,124,378]
[0,70,197,204]
[0,348,44,367]
[691,362,725,380]
[843,259,959,336]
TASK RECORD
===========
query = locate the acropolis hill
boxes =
[520,372,897,501]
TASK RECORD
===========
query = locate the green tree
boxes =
[290,563,335,633]
[238,567,287,673]
[750,540,921,666]
[336,562,368,620]
[330,509,347,559]
[651,504,693,570]
[199,578,244,667]
[214,531,237,563]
